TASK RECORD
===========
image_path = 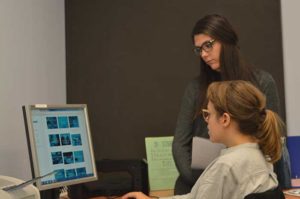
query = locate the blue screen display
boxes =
[26,106,97,189]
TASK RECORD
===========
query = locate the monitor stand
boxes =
[40,188,60,199]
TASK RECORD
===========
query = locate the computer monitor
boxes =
[22,104,98,191]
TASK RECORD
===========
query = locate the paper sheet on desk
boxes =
[191,137,225,169]
[145,136,179,191]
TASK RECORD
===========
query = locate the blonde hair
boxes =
[206,80,283,163]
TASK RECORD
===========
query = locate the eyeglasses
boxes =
[202,109,210,122]
[193,39,215,56]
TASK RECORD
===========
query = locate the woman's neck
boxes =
[224,130,257,148]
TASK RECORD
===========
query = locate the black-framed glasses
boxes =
[202,109,210,122]
[193,39,215,56]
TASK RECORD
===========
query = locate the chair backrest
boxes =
[274,140,292,188]
[244,186,285,199]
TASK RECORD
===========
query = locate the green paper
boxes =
[145,136,179,191]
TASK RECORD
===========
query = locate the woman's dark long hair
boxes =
[192,14,257,116]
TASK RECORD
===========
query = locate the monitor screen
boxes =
[22,104,98,191]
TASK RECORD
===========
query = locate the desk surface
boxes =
[285,194,300,199]
[88,189,300,199]
[284,189,300,199]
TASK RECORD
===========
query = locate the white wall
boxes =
[0,0,66,180]
[281,0,300,136]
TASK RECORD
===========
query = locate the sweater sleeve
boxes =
[193,162,231,199]
[172,79,204,186]
[256,70,281,117]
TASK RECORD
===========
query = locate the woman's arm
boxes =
[172,80,203,185]
[256,70,281,116]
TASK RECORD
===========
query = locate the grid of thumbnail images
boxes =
[46,115,89,182]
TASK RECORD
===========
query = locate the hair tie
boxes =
[260,108,266,115]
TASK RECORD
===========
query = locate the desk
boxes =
[284,189,300,199]
[285,195,300,199]
[89,190,173,199]
[88,189,300,199]
[149,190,173,197]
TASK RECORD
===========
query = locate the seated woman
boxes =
[122,80,283,199]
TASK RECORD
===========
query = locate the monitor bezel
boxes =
[23,104,98,191]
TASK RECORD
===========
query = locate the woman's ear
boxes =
[221,113,231,127]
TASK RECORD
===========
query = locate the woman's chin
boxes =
[210,64,221,72]
[209,136,215,142]
[209,136,221,144]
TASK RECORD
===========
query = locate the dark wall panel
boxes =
[66,0,285,160]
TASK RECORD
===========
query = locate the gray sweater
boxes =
[172,70,282,194]
[165,143,278,199]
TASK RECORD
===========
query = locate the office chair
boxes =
[244,186,285,199]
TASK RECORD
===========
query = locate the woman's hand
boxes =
[121,192,152,199]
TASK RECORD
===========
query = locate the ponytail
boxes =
[256,110,283,163]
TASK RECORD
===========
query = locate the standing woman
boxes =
[172,14,291,194]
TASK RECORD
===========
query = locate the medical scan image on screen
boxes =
[23,105,97,190]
